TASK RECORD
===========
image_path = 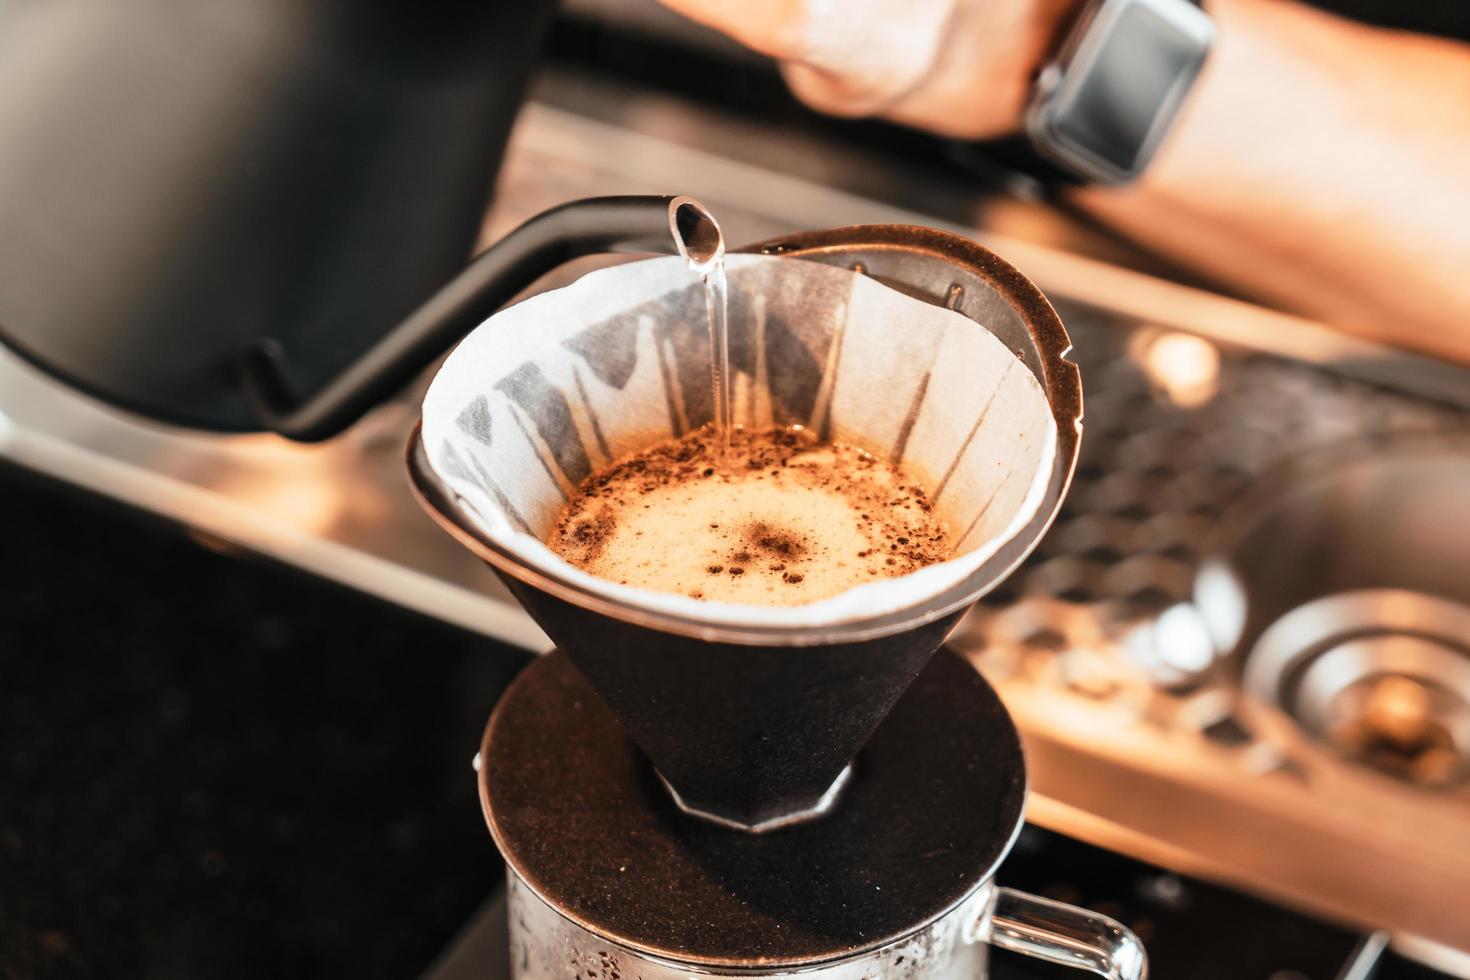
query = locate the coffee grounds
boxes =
[547,424,951,606]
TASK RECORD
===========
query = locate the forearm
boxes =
[658,0,1470,360]
[1071,0,1470,362]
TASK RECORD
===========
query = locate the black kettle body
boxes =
[0,0,554,432]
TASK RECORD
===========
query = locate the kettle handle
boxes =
[241,194,712,441]
[976,887,1148,980]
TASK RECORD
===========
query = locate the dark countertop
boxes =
[1,459,1452,980]
[0,462,529,979]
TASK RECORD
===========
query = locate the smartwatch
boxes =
[1025,0,1215,185]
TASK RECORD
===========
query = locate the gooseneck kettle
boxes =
[0,0,719,440]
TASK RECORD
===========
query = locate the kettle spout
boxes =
[243,195,712,441]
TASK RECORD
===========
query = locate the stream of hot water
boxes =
[670,198,731,463]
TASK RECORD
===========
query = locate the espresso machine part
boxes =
[1196,434,1470,789]
[409,220,1143,977]
[0,0,554,435]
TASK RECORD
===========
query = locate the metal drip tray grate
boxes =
[971,300,1470,641]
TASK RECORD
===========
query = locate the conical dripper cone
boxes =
[496,575,964,830]
[410,223,1081,832]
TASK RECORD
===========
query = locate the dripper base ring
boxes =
[655,764,854,834]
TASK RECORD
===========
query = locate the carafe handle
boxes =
[978,887,1148,980]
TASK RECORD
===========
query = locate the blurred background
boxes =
[2,0,1469,977]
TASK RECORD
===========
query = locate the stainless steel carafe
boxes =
[474,650,1146,980]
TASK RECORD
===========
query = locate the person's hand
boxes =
[657,0,1080,139]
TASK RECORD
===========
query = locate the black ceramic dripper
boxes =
[493,574,965,830]
[409,216,1081,831]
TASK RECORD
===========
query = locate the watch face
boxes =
[1029,0,1214,184]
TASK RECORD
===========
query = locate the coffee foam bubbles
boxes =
[548,426,949,607]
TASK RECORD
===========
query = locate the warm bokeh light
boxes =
[1134,330,1221,408]
[1360,674,1435,749]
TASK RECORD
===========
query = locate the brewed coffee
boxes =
[547,424,950,605]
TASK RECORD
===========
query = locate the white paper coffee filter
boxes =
[422,253,1057,629]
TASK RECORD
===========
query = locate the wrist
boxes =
[881,0,1085,140]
